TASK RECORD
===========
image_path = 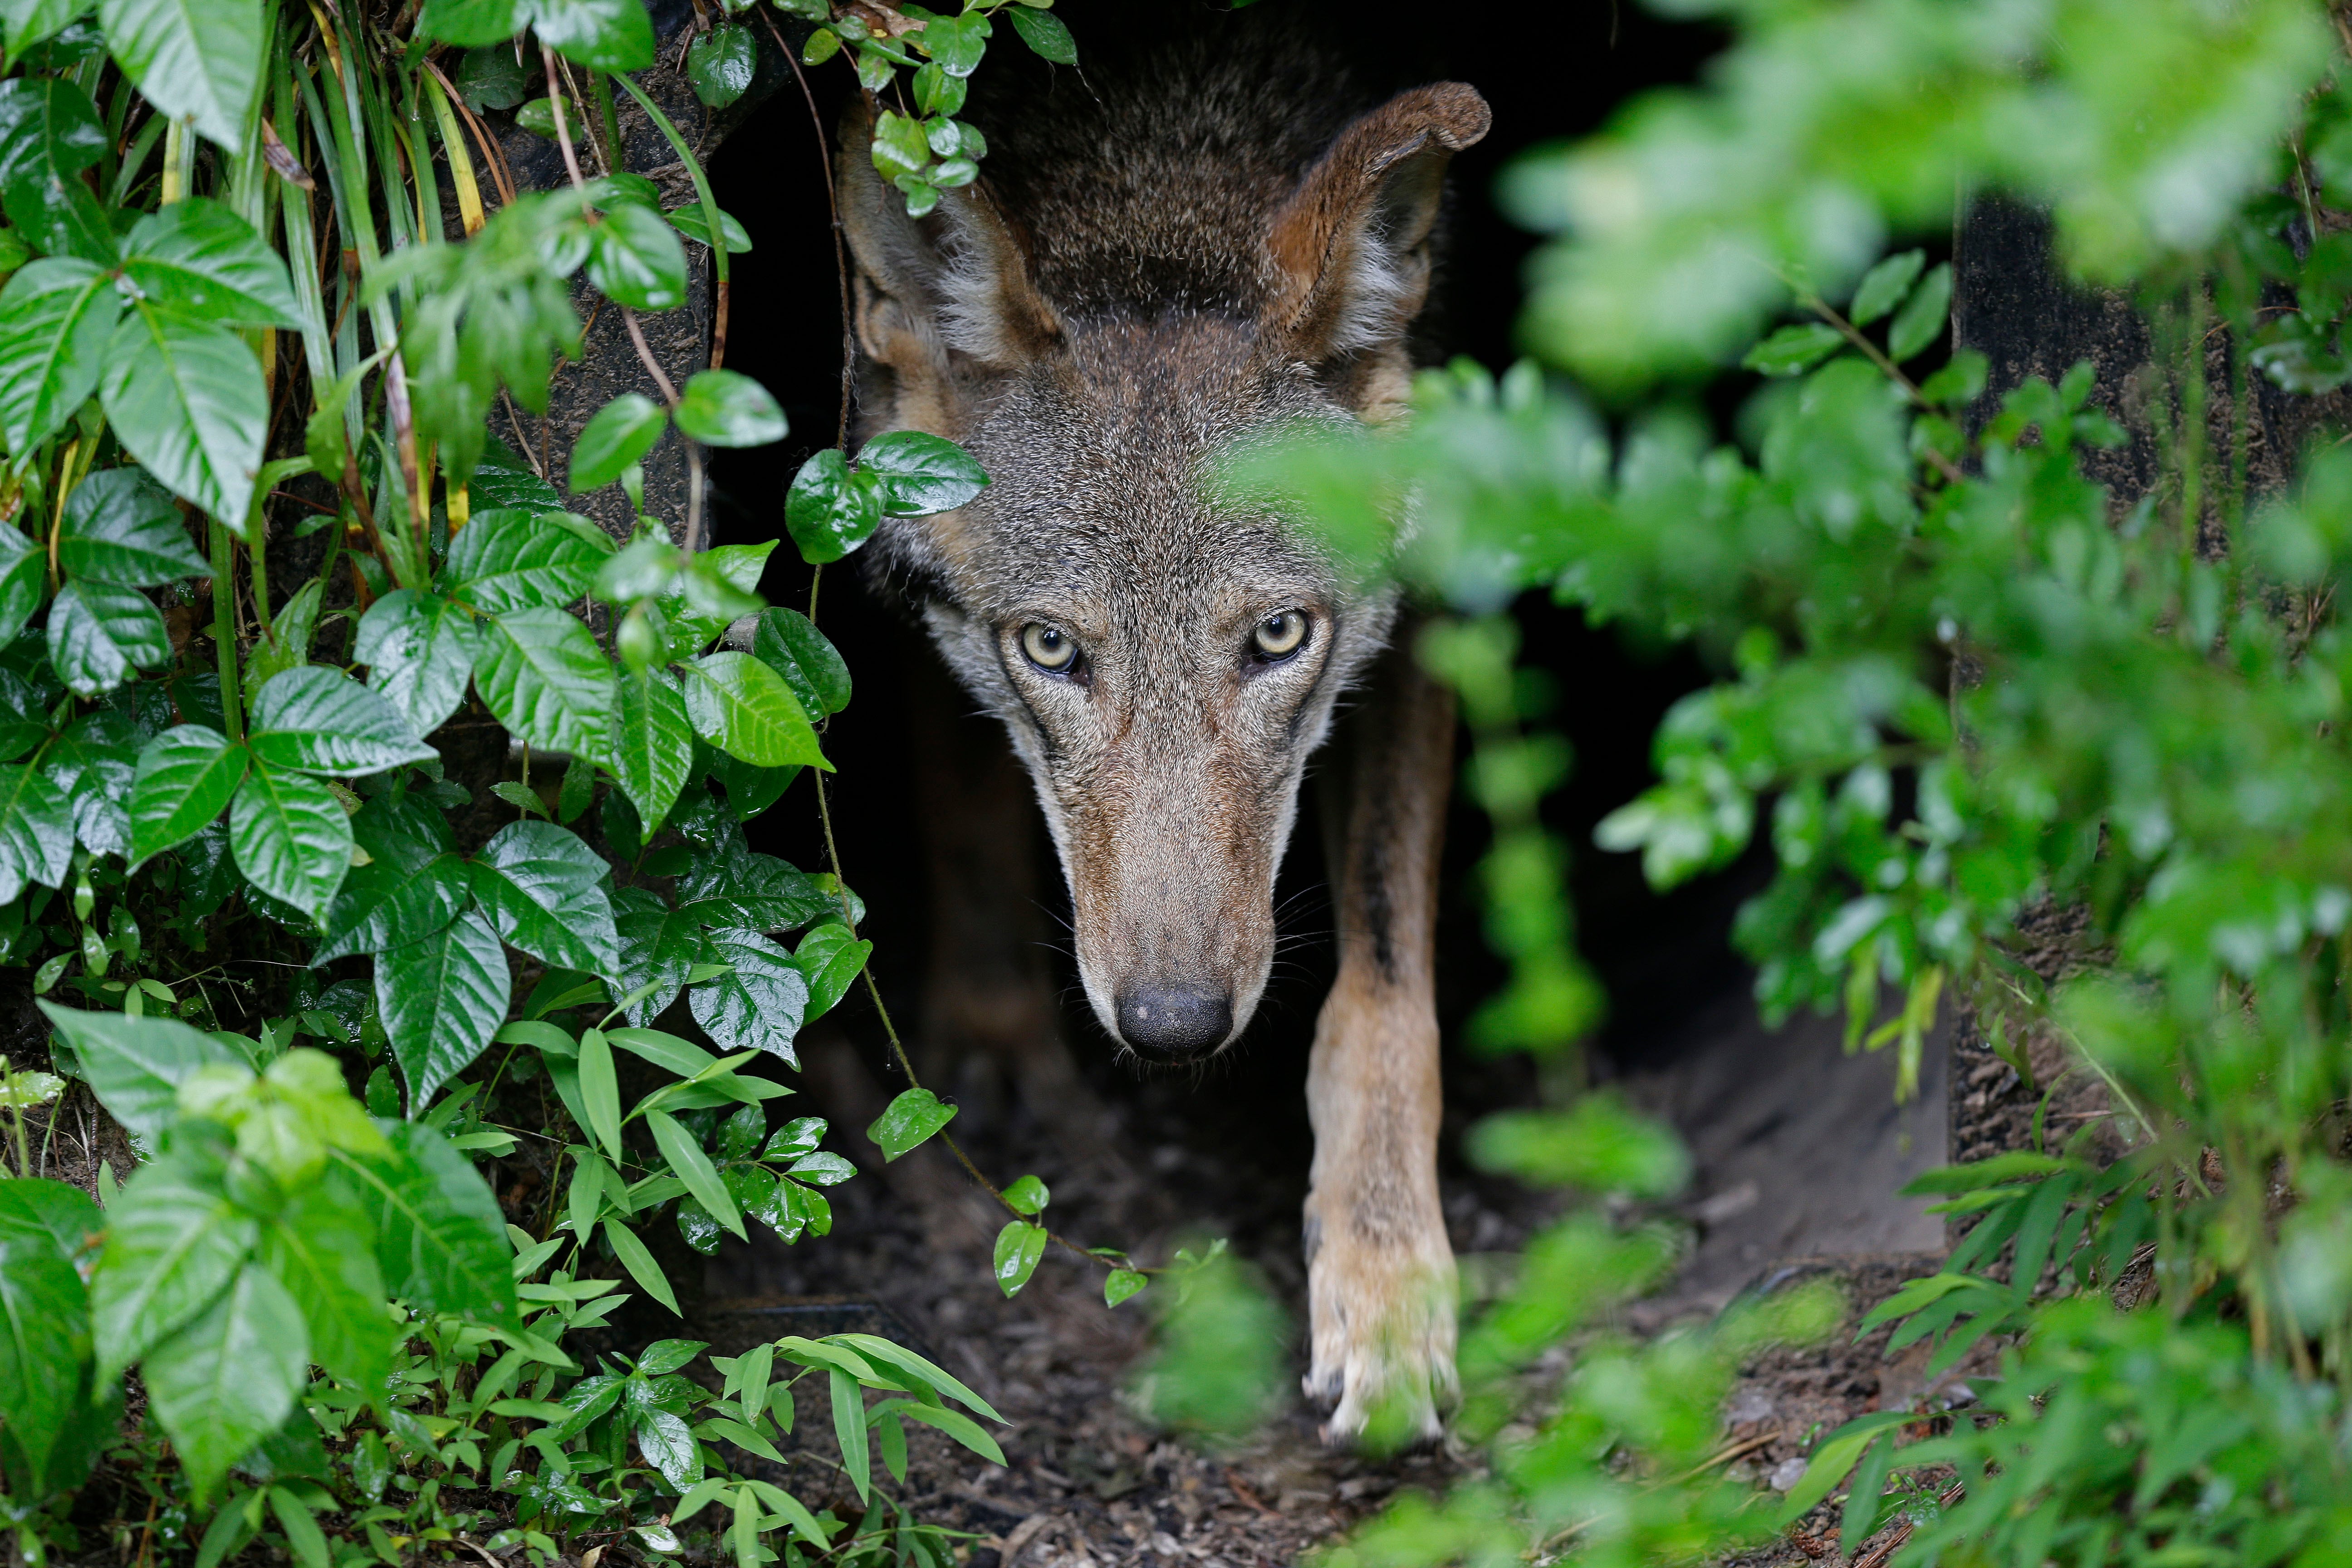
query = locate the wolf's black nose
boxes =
[1117,986,1232,1057]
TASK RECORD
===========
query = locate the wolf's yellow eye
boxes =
[1020,623,1078,672]
[1253,610,1309,660]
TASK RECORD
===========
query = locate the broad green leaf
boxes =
[659,539,775,661]
[671,369,786,448]
[0,0,97,57]
[529,0,652,70]
[247,666,437,776]
[585,201,686,312]
[1777,1413,1914,1524]
[47,579,170,696]
[353,590,480,738]
[685,21,755,106]
[245,577,323,694]
[0,257,118,453]
[1000,1175,1048,1216]
[475,605,614,754]
[0,762,74,902]
[377,906,507,1111]
[688,927,807,1064]
[0,513,42,650]
[446,509,611,613]
[141,1264,306,1503]
[1888,261,1953,362]
[602,1218,679,1313]
[793,921,871,1022]
[414,0,516,48]
[0,1178,101,1264]
[127,724,248,865]
[228,764,352,917]
[613,892,706,1027]
[665,204,751,255]
[868,109,928,182]
[607,666,692,830]
[333,1122,515,1322]
[0,1229,89,1480]
[578,1026,622,1161]
[1848,249,1924,327]
[310,852,467,964]
[100,300,267,524]
[1003,4,1073,64]
[992,1220,1045,1297]
[647,1108,744,1240]
[859,430,986,516]
[1104,1268,1146,1307]
[682,652,827,770]
[784,447,883,564]
[37,1002,241,1137]
[45,707,139,859]
[97,0,260,147]
[0,77,112,264]
[255,1175,389,1395]
[55,467,205,585]
[453,40,526,108]
[634,1405,701,1491]
[570,393,666,492]
[1741,322,1843,377]
[866,1087,955,1162]
[467,820,622,977]
[751,608,850,716]
[119,198,301,329]
[90,1141,256,1380]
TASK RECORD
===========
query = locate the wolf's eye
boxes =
[1020,623,1079,673]
[1252,610,1309,661]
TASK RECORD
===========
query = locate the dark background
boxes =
[698,0,1751,1162]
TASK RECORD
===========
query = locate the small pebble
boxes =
[1769,1457,1811,1493]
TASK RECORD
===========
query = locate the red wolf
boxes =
[837,14,1486,1444]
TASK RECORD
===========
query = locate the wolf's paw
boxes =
[1303,1224,1458,1449]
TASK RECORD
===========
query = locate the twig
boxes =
[1849,1481,1966,1568]
[542,45,592,201]
[766,9,856,450]
[621,307,679,404]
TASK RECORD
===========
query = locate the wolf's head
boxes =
[839,54,1486,1062]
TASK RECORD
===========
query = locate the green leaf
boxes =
[119,198,302,329]
[751,608,851,716]
[353,590,480,738]
[1848,249,1924,327]
[0,1227,89,1482]
[269,1487,331,1568]
[127,724,248,865]
[311,849,466,964]
[686,21,756,106]
[142,1264,306,1503]
[0,257,118,461]
[414,0,516,48]
[100,300,267,524]
[1776,1413,1913,1524]
[688,927,807,1064]
[664,204,751,254]
[246,666,436,776]
[377,906,508,1111]
[868,109,929,181]
[682,652,827,769]
[45,707,139,859]
[1741,322,1843,377]
[793,921,871,1022]
[1104,1268,1145,1307]
[896,1401,1006,1465]
[647,1108,744,1240]
[466,820,622,977]
[0,1178,101,1264]
[0,0,97,59]
[1000,1175,1048,1216]
[1887,261,1952,362]
[256,1176,390,1396]
[37,1002,242,1137]
[570,393,667,492]
[90,1141,257,1381]
[1003,4,1073,64]
[830,1366,869,1501]
[830,1333,1003,1422]
[859,429,987,516]
[607,666,692,831]
[529,0,652,70]
[672,368,786,447]
[334,1122,515,1323]
[475,605,614,754]
[992,1220,1044,1297]
[453,42,526,109]
[865,1087,955,1162]
[0,763,75,903]
[602,1218,680,1313]
[55,467,205,585]
[784,447,883,563]
[446,508,611,613]
[586,200,686,312]
[245,577,323,694]
[96,0,261,147]
[228,763,352,918]
[47,579,169,697]
[0,77,113,264]
[578,1026,623,1162]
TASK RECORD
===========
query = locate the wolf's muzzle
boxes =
[1116,984,1233,1058]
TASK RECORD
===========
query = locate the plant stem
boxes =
[210,519,245,740]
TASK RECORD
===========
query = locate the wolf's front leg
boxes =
[1302,635,1457,1445]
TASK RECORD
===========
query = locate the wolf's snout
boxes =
[1115,984,1233,1058]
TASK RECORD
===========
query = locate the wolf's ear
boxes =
[1264,83,1490,366]
[837,103,1062,389]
